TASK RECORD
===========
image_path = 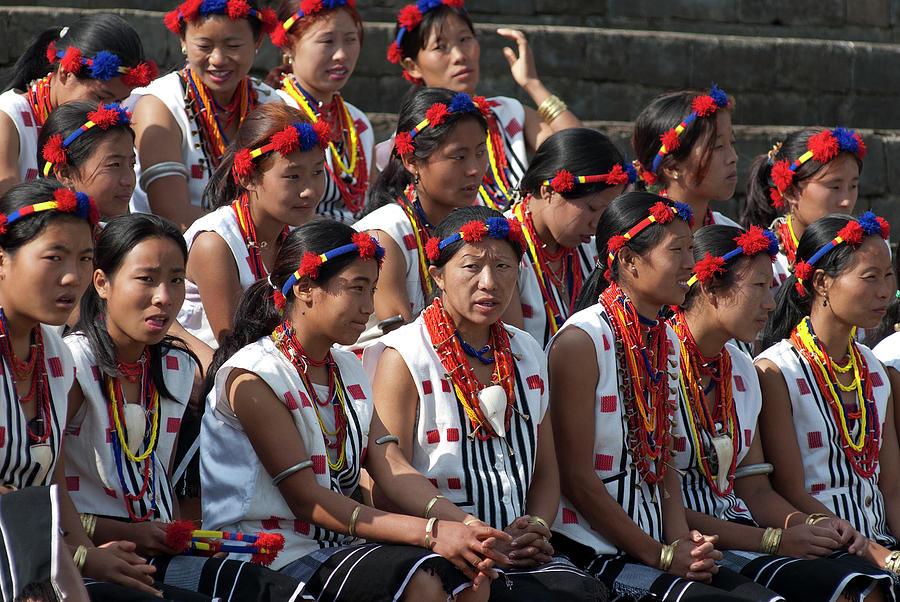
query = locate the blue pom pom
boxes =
[419,0,444,12]
[294,123,319,152]
[449,93,476,114]
[89,51,121,81]
[200,0,228,16]
[763,229,779,256]
[708,84,728,108]
[673,201,693,223]
[485,217,510,239]
[857,210,881,236]
[831,127,859,153]
[75,192,91,219]
[623,162,638,185]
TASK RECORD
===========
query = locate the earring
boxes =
[282,53,292,65]
[181,47,187,55]
[414,173,420,186]
[823,294,828,307]
[672,171,680,180]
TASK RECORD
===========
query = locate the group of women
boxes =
[0,1,898,601]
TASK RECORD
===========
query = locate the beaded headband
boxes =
[542,163,638,194]
[425,217,525,263]
[270,0,356,47]
[688,226,779,286]
[387,0,466,68]
[606,201,694,269]
[642,85,731,182]
[45,45,157,88]
[793,211,889,297]
[42,103,132,177]
[0,188,99,234]
[394,93,488,155]
[768,128,866,209]
[165,0,277,35]
[276,232,385,307]
[232,121,331,182]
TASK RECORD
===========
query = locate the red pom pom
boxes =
[837,221,863,246]
[638,163,657,186]
[394,132,415,155]
[607,234,626,255]
[398,4,423,29]
[42,135,67,167]
[877,216,890,239]
[232,148,255,181]
[770,159,794,193]
[164,10,183,34]
[180,0,203,21]
[471,95,491,117]
[769,187,785,210]
[401,71,423,85]
[165,520,196,552]
[88,104,119,129]
[45,41,57,65]
[273,290,286,310]
[121,62,156,88]
[227,0,250,20]
[425,237,441,262]
[0,215,7,235]
[312,120,331,147]
[387,42,404,64]
[854,133,867,159]
[271,126,299,155]
[445,0,465,7]
[808,130,839,163]
[459,220,486,243]
[660,128,680,153]
[693,253,726,282]
[794,281,807,296]
[550,169,574,193]
[352,232,378,260]
[299,252,324,279]
[270,24,289,47]
[506,219,524,249]
[691,95,717,117]
[258,7,278,34]
[53,188,78,213]
[425,103,450,127]
[735,225,769,256]
[649,201,674,224]
[60,47,83,74]
[300,0,323,15]
[794,261,814,282]
[250,532,285,566]
[601,164,628,186]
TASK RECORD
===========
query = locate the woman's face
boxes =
[671,111,738,204]
[288,9,361,101]
[0,218,94,327]
[402,12,480,94]
[58,129,136,219]
[622,220,695,311]
[95,236,186,350]
[55,67,132,105]
[183,16,260,101]
[535,185,623,248]
[704,254,776,344]
[246,149,326,226]
[789,153,859,230]
[818,235,893,330]
[301,257,379,346]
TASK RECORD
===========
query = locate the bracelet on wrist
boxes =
[80,513,97,540]
[658,540,678,572]
[424,517,438,550]
[424,494,446,519]
[348,506,361,538]
[528,516,550,530]
[884,550,900,573]
[537,94,567,124]
[73,545,89,573]
[758,527,782,554]
[805,513,830,526]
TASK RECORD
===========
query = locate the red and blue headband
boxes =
[768,128,866,209]
[688,226,779,286]
[232,121,331,181]
[0,188,99,234]
[45,45,157,88]
[42,103,132,177]
[542,163,638,193]
[793,211,889,297]
[424,217,525,262]
[606,201,694,269]
[165,0,277,35]
[270,0,356,47]
[394,93,488,155]
[387,0,466,66]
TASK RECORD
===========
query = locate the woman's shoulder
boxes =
[184,205,238,242]
[251,77,281,104]
[0,89,29,113]
[354,202,407,232]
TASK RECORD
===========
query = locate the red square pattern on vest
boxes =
[0,426,4,447]
[69,426,81,437]
[527,374,544,393]
[594,454,613,471]
[505,118,522,138]
[521,304,533,319]
[106,428,114,443]
[733,374,745,392]
[24,169,38,181]
[167,417,181,433]
[448,478,462,489]
[811,483,825,494]
[562,508,578,524]
[262,517,282,530]
[807,431,823,448]
[347,384,365,400]
[191,164,203,179]
[600,396,617,413]
[66,476,79,491]
[21,112,33,127]
[428,478,438,487]
[91,366,100,381]
[360,446,367,464]
[426,430,440,444]
[402,234,417,251]
[446,428,459,442]
[674,436,686,452]
[311,455,327,474]
[47,357,63,378]
[871,372,884,387]
[166,356,179,370]
[744,429,752,447]
[353,119,368,134]
[422,380,433,395]
[299,392,312,407]
[104,487,118,498]
[796,379,811,395]
[441,380,451,393]
[602,334,610,351]
[293,520,310,535]
[284,391,298,410]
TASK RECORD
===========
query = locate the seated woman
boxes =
[505,127,633,345]
[548,192,778,600]
[367,205,606,600]
[757,213,900,580]
[671,224,891,599]
[201,220,509,600]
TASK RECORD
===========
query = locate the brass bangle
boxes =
[80,513,97,540]
[528,516,550,530]
[759,527,782,554]
[424,494,445,519]
[658,540,678,572]
[805,513,830,526]
[884,550,900,573]
[424,517,438,550]
[537,94,567,124]
[73,545,88,573]
[464,517,483,526]
[348,506,361,538]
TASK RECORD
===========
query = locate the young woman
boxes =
[756,213,900,577]
[0,14,153,196]
[131,0,281,230]
[178,103,326,348]
[366,205,603,600]
[671,224,891,599]
[0,179,164,599]
[744,127,865,287]
[384,0,581,210]
[504,127,633,346]
[271,0,373,224]
[355,87,488,347]
[871,250,900,443]
[201,220,510,600]
[38,101,135,220]
[547,192,779,600]
[632,85,740,232]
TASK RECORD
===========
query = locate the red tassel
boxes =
[42,135,68,166]
[387,43,404,64]
[660,128,680,152]
[794,261,813,282]
[45,41,57,65]
[394,132,415,155]
[601,164,628,186]
[398,4,423,29]
[122,62,157,88]
[854,133,867,159]
[250,533,285,566]
[180,0,203,22]
[769,187,785,210]
[270,25,289,48]
[425,103,450,127]
[877,217,890,239]
[259,8,278,34]
[693,253,725,282]
[232,149,255,181]
[607,234,626,255]
[649,201,674,224]
[506,219,524,249]
[271,126,300,155]
[735,226,769,255]
[164,10,183,34]
[299,252,324,279]
[313,120,331,147]
[88,104,120,129]
[459,220,486,243]
[60,47,83,74]
[808,130,839,163]
[165,519,196,552]
[351,232,377,260]
[273,290,286,310]
[227,0,251,20]
[550,169,574,193]
[837,221,863,246]
[425,237,441,262]
[53,188,78,213]
[691,95,717,117]
[0,215,7,235]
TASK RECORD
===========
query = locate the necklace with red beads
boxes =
[231,194,290,280]
[0,309,51,442]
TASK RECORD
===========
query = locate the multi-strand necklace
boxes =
[477,106,516,211]
[0,310,50,442]
[778,216,800,264]
[25,75,53,127]
[231,195,290,281]
[183,67,255,168]
[397,185,435,300]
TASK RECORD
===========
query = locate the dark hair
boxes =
[0,179,92,253]
[632,89,731,191]
[761,214,861,349]
[204,219,374,395]
[429,205,524,268]
[4,14,146,92]
[681,225,755,311]
[203,103,312,209]
[742,128,864,228]
[365,87,488,215]
[170,0,269,40]
[519,128,627,199]
[394,4,475,66]
[574,191,676,312]
[276,0,364,43]
[73,214,196,400]
[37,101,135,177]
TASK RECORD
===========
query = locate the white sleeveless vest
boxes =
[0,90,40,182]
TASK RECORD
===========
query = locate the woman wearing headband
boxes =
[0,14,152,196]
[131,0,281,230]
